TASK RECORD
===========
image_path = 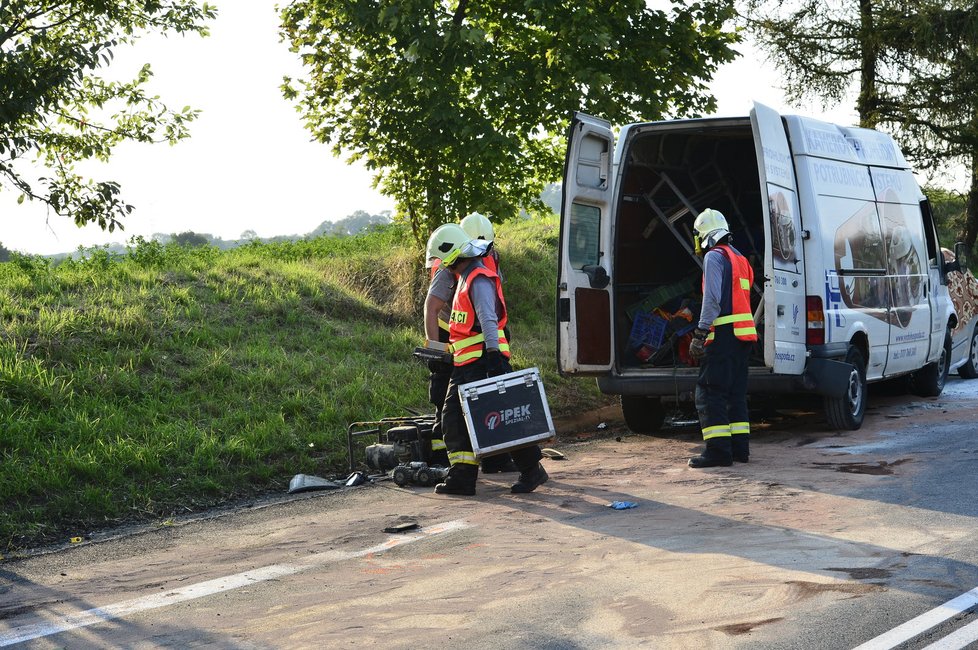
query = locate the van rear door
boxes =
[750,102,807,375]
[557,113,615,375]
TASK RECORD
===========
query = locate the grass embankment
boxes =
[0,216,607,552]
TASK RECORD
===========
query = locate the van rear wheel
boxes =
[824,346,867,431]
[620,396,665,434]
[911,329,951,396]
[958,323,978,379]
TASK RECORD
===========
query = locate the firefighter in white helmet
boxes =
[424,223,548,496]
[687,208,758,467]
[457,213,519,474]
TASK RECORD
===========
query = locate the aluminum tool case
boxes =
[458,367,555,457]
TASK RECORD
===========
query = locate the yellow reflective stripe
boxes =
[431,439,447,450]
[454,350,483,363]
[455,332,485,349]
[730,422,750,435]
[733,325,757,336]
[702,424,731,440]
[713,312,753,326]
[739,277,750,290]
[453,329,509,363]
[449,451,479,466]
[438,317,451,332]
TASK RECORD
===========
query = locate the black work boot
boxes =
[688,437,733,468]
[731,434,750,463]
[434,464,477,496]
[511,463,549,493]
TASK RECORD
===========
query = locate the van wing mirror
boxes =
[945,242,967,274]
[581,264,610,289]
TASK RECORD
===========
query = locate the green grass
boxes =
[0,217,607,552]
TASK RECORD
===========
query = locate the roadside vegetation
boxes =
[0,215,606,553]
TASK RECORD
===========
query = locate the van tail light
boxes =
[806,296,825,345]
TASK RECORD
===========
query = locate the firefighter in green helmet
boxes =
[424,223,548,495]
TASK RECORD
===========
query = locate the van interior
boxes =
[613,119,767,370]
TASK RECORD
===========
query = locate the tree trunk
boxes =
[965,155,978,256]
[857,0,879,128]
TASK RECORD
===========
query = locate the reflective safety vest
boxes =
[449,264,510,366]
[704,244,758,344]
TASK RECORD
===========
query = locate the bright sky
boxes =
[0,3,944,256]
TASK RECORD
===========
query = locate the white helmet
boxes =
[460,212,494,241]
[693,208,731,252]
[425,223,476,268]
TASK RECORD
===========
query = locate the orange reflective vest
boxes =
[704,244,758,344]
[449,264,510,366]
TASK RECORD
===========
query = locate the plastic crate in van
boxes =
[628,311,668,350]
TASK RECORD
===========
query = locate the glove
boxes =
[688,328,709,360]
[484,349,507,377]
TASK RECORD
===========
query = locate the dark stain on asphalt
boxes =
[810,459,912,475]
[825,567,893,580]
[716,617,784,635]
[786,580,885,598]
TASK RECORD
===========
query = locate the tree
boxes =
[280,0,739,242]
[0,1,216,232]
[740,0,978,249]
[171,231,209,247]
[872,3,978,250]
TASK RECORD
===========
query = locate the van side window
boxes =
[919,198,941,272]
[576,134,609,189]
[569,203,600,270]
[833,201,887,309]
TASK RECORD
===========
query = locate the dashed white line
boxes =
[0,519,469,647]
[853,585,978,650]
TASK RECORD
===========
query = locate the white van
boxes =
[557,102,964,432]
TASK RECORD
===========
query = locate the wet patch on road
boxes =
[715,617,784,635]
[809,458,912,475]
[825,567,893,580]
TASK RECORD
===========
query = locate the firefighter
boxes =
[424,216,518,473]
[687,208,758,467]
[458,212,518,474]
[460,212,500,274]
[424,223,548,496]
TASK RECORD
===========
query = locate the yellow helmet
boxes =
[693,208,731,253]
[460,212,495,241]
[426,223,474,268]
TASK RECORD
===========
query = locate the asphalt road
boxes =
[2,377,978,649]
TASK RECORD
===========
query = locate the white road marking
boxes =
[920,618,978,650]
[853,585,978,650]
[0,519,469,647]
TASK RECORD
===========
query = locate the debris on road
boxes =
[287,474,345,494]
[541,448,566,460]
[608,501,638,510]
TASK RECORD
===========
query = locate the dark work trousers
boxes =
[441,354,543,479]
[427,357,453,441]
[694,325,751,438]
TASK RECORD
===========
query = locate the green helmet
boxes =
[460,212,495,241]
[693,208,731,252]
[426,223,474,268]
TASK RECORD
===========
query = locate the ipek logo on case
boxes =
[484,405,532,430]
